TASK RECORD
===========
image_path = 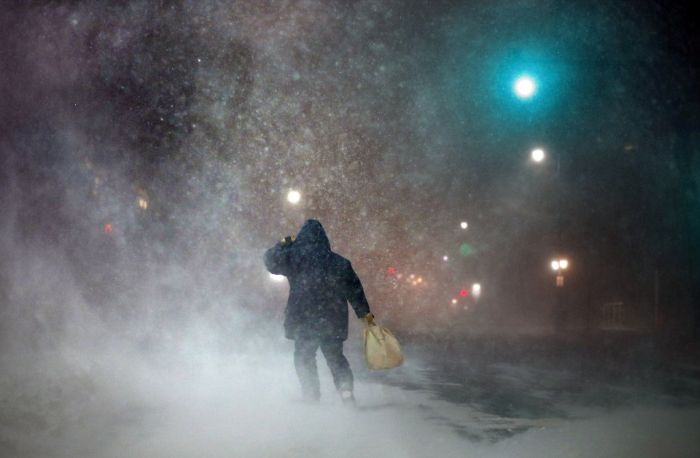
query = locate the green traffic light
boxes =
[459,243,473,257]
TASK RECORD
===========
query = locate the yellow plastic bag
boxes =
[363,323,404,370]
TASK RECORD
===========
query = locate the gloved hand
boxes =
[363,312,375,326]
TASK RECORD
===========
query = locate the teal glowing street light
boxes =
[514,75,537,99]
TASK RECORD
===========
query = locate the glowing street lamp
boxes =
[471,283,482,298]
[514,75,536,99]
[460,221,468,230]
[443,255,449,261]
[286,189,301,204]
[550,258,569,287]
[531,148,546,163]
[551,258,569,271]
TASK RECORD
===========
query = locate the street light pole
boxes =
[531,146,564,250]
[551,258,569,332]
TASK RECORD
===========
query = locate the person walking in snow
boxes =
[264,219,374,404]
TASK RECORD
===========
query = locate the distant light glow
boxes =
[451,298,458,305]
[138,197,148,210]
[559,259,569,270]
[514,75,536,99]
[459,288,469,298]
[459,243,473,257]
[269,273,286,282]
[460,221,468,230]
[551,260,560,271]
[531,148,545,163]
[387,266,397,275]
[443,255,449,261]
[287,189,301,204]
[472,283,481,298]
[104,223,113,234]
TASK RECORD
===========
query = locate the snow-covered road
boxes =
[3,333,700,457]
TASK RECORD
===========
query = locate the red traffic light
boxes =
[459,288,469,298]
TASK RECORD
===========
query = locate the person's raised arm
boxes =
[263,238,293,276]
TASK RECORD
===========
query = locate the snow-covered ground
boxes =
[2,330,700,458]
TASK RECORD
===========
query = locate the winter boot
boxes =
[340,389,356,406]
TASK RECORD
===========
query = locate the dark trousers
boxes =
[294,337,353,401]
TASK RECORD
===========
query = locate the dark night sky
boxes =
[1,0,698,333]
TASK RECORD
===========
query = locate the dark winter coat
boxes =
[264,220,371,341]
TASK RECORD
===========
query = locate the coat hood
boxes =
[295,219,331,251]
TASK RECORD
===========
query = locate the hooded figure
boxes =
[264,219,373,403]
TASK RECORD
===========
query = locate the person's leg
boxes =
[320,339,353,395]
[294,338,321,401]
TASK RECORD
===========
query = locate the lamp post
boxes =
[551,258,569,287]
[471,283,482,299]
[534,148,565,281]
[551,258,569,332]
[530,147,560,176]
